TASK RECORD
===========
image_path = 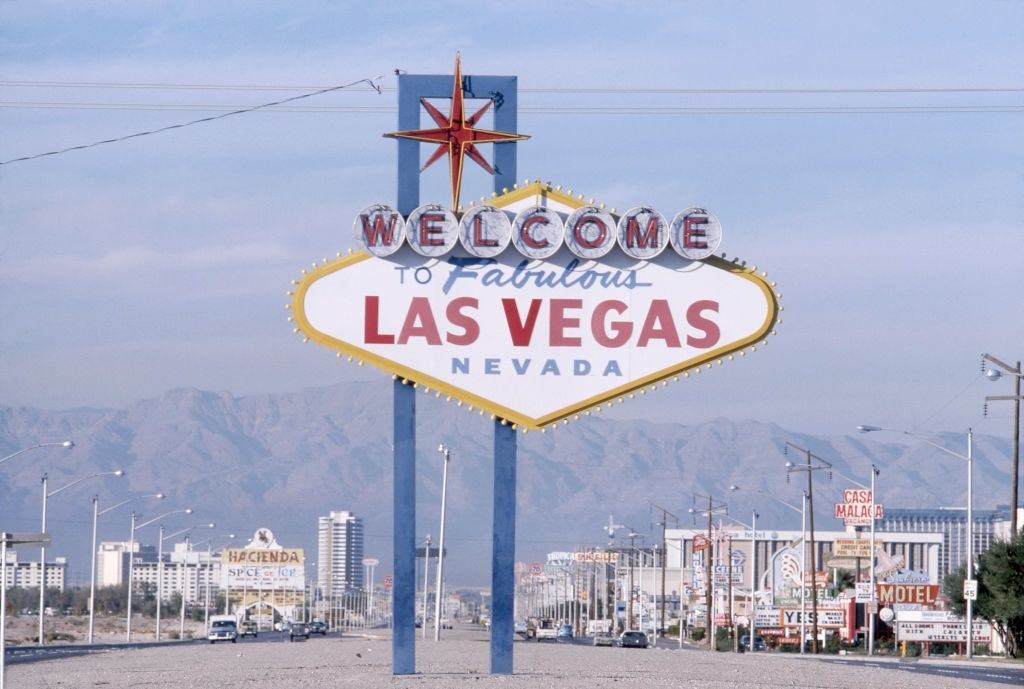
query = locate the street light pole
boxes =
[0,440,74,467]
[88,496,99,643]
[434,444,451,641]
[421,534,431,639]
[858,425,975,659]
[39,469,124,645]
[785,441,833,654]
[983,354,1022,538]
[868,464,879,657]
[690,495,726,646]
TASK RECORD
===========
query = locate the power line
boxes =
[3,79,1022,94]
[2,101,1019,115]
[0,75,383,166]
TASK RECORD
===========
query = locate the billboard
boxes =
[291,184,779,429]
[221,528,305,590]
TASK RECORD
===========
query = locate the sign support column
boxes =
[392,378,416,674]
[491,419,517,674]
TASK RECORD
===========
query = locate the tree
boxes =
[944,538,1024,657]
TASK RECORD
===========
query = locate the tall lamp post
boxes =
[718,510,758,652]
[689,495,727,646]
[0,440,74,467]
[156,519,209,641]
[38,469,125,645]
[421,534,431,639]
[189,534,235,632]
[784,441,833,654]
[434,444,451,641]
[729,484,807,653]
[858,425,975,659]
[128,507,197,641]
[88,492,165,643]
[983,354,1022,538]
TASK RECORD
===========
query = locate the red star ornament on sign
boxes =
[384,53,530,211]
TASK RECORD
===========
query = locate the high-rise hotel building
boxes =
[317,510,364,596]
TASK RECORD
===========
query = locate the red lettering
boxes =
[419,213,445,246]
[397,297,441,345]
[549,299,583,346]
[637,300,681,347]
[573,215,608,249]
[502,299,542,346]
[625,215,660,248]
[683,215,708,249]
[591,300,632,347]
[445,297,479,345]
[364,296,394,344]
[520,215,550,249]
[360,214,398,246]
[686,300,720,348]
[472,215,498,247]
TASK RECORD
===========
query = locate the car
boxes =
[556,623,573,640]
[619,630,649,648]
[289,621,309,641]
[593,632,616,647]
[740,634,767,651]
[207,615,238,644]
[307,620,328,635]
[440,618,453,629]
[239,620,258,638]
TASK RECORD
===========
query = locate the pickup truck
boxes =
[534,619,558,641]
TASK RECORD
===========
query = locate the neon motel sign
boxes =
[291,182,780,430]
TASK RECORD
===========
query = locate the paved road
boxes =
[809,655,1024,687]
[7,626,1021,688]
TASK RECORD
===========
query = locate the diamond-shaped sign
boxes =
[291,184,779,429]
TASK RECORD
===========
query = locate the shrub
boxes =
[715,627,731,651]
[690,627,706,641]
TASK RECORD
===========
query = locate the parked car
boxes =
[307,620,328,635]
[593,632,616,647]
[289,621,309,641]
[619,630,649,648]
[557,623,573,640]
[239,620,258,638]
[207,615,238,644]
[740,634,767,651]
[440,618,453,629]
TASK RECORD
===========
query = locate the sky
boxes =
[1,0,1022,440]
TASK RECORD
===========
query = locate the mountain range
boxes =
[0,381,1013,585]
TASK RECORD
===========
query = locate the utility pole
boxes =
[690,495,727,646]
[650,503,679,638]
[785,441,832,654]
[983,354,1022,538]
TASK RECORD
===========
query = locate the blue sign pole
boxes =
[392,378,416,674]
[490,419,517,674]
[392,67,521,677]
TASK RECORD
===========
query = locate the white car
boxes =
[207,615,238,644]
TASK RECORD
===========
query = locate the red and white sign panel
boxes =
[294,184,778,429]
[876,584,939,607]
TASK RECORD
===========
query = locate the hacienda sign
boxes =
[292,184,779,429]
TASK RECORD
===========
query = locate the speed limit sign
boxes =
[963,579,978,601]
[383,574,394,589]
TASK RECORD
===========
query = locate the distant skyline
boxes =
[1,1,1021,438]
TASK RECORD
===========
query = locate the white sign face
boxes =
[897,621,992,642]
[669,209,722,260]
[963,579,978,601]
[406,205,459,257]
[355,204,406,258]
[459,205,512,258]
[855,582,873,603]
[781,609,845,628]
[295,184,778,429]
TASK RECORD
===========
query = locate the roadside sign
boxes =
[362,558,380,567]
[692,534,709,552]
[529,561,543,576]
[876,583,939,607]
[897,620,991,642]
[781,609,845,628]
[963,579,978,601]
[383,574,393,589]
[855,582,873,603]
[833,538,881,558]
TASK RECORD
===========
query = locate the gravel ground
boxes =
[8,627,1012,688]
